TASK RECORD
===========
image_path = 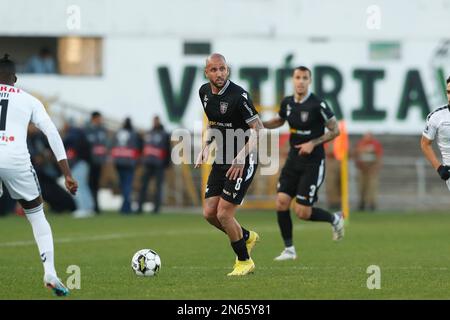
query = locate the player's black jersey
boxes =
[199,80,259,164]
[279,92,335,163]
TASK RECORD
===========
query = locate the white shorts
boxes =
[0,166,41,201]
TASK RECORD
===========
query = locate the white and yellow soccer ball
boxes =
[131,249,161,277]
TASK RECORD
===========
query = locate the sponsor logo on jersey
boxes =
[203,95,208,109]
[0,133,15,144]
[208,120,232,128]
[241,92,248,100]
[233,192,238,199]
[223,189,231,196]
[287,104,292,117]
[0,86,20,93]
[289,129,311,135]
[220,101,228,114]
[301,111,309,122]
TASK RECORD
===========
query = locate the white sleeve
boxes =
[31,99,67,161]
[423,114,438,140]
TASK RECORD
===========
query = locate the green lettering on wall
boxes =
[275,67,294,105]
[158,66,198,123]
[436,67,447,100]
[397,70,430,120]
[352,69,386,120]
[314,65,343,119]
[239,67,269,105]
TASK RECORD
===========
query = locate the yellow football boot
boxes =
[233,231,260,268]
[246,230,260,255]
[227,258,255,276]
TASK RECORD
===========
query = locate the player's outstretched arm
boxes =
[263,116,285,129]
[295,118,340,155]
[226,117,264,180]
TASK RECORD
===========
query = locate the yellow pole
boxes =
[201,114,211,206]
[341,150,350,220]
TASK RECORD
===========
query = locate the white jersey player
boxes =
[0,54,78,296]
[421,76,450,190]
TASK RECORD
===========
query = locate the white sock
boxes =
[332,213,340,225]
[286,245,296,253]
[24,204,57,277]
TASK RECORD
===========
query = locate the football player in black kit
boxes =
[195,53,263,276]
[263,66,344,261]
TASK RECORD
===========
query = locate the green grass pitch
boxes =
[0,210,449,299]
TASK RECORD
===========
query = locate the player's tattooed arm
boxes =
[312,117,340,146]
[263,116,285,129]
[195,123,213,168]
[226,117,264,180]
[295,117,340,155]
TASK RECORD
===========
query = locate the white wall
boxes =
[2,0,450,38]
[2,0,450,133]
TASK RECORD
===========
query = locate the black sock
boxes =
[231,238,249,261]
[241,227,250,241]
[277,210,293,247]
[310,207,335,224]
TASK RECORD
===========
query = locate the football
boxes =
[131,249,161,277]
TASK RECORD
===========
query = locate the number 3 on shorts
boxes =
[235,178,243,191]
[309,185,316,197]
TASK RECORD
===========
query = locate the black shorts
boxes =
[277,156,326,206]
[205,160,258,205]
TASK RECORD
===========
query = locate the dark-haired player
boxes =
[195,53,263,276]
[0,54,78,296]
[421,76,450,189]
[263,66,344,261]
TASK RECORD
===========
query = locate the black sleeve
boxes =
[318,100,335,123]
[238,91,259,124]
[278,98,287,120]
[199,85,206,102]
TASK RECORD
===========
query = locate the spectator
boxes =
[28,125,76,213]
[353,132,383,211]
[137,116,171,214]
[25,47,57,74]
[324,140,341,211]
[111,118,141,214]
[63,121,94,217]
[85,112,109,214]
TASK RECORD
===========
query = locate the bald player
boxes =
[195,53,263,276]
